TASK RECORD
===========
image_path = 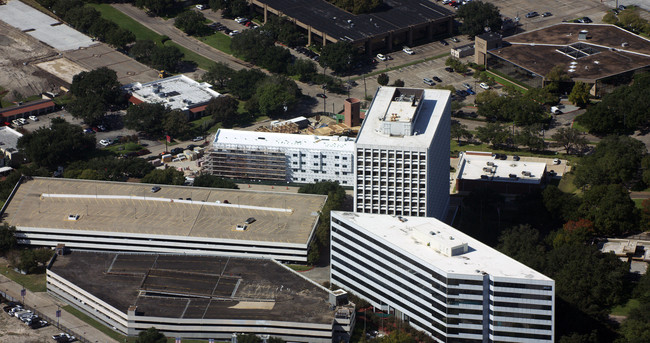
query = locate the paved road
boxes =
[112,4,251,71]
[0,274,119,343]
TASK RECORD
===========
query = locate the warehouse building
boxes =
[330,211,555,342]
[47,251,355,342]
[2,177,326,262]
[204,130,355,185]
[354,87,451,219]
[123,75,220,120]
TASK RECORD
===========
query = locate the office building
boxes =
[330,211,555,342]
[204,129,355,185]
[354,87,451,219]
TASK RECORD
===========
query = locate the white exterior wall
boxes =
[330,212,554,343]
[286,147,355,186]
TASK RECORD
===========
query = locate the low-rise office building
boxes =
[455,151,548,195]
[331,211,555,342]
[204,129,356,185]
[2,177,326,262]
[354,87,451,219]
[123,75,220,120]
[0,126,23,162]
[47,251,355,342]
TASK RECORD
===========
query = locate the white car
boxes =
[553,158,561,165]
[376,53,388,61]
[18,118,27,124]
[402,47,414,55]
[234,17,248,23]
[195,4,204,10]
[99,140,111,147]
[228,30,240,36]
[479,82,490,90]
[28,115,38,121]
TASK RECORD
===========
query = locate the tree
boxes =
[174,10,210,36]
[0,223,17,253]
[130,40,157,65]
[392,79,405,87]
[475,122,510,147]
[545,65,572,93]
[69,67,123,124]
[202,62,234,89]
[66,95,106,126]
[568,81,590,107]
[551,128,588,155]
[542,185,582,223]
[17,249,38,274]
[497,225,546,270]
[228,69,267,100]
[33,247,54,266]
[524,87,559,106]
[105,27,135,50]
[288,58,317,81]
[206,95,239,126]
[319,41,356,74]
[162,110,191,140]
[135,327,167,343]
[377,73,389,86]
[451,122,471,144]
[150,45,183,72]
[455,1,503,38]
[255,76,300,117]
[66,157,155,181]
[193,174,239,189]
[578,184,638,236]
[573,135,646,187]
[18,118,96,169]
[135,0,177,17]
[141,168,185,185]
[124,103,167,137]
[515,125,545,151]
[552,219,595,247]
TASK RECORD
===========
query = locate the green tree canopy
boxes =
[18,118,96,169]
[319,41,355,73]
[206,95,239,126]
[193,174,239,189]
[228,69,267,100]
[124,103,167,137]
[573,135,646,187]
[475,122,511,147]
[141,168,185,185]
[568,81,591,108]
[377,73,389,86]
[551,127,588,155]
[69,67,123,124]
[578,184,638,236]
[455,1,503,38]
[0,223,17,253]
[174,10,210,36]
[255,76,300,117]
[65,156,155,181]
[202,62,234,89]
[135,0,177,17]
[135,327,167,343]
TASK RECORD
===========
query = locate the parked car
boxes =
[466,88,476,95]
[192,136,204,142]
[423,78,435,86]
[445,67,454,72]
[432,76,442,82]
[553,158,561,165]
[234,17,248,23]
[376,53,388,61]
[618,5,627,10]
[195,4,204,10]
[228,30,240,36]
[577,17,592,23]
[99,139,111,147]
[402,47,414,55]
[525,11,538,18]
[151,186,161,193]
[316,93,327,98]
[171,147,184,155]
[28,115,38,121]
[450,37,460,43]
[439,40,449,46]
[542,12,552,17]
[513,155,520,161]
[245,217,256,224]
[462,83,472,89]
[479,82,490,90]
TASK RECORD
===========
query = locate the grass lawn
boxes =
[558,173,578,194]
[198,33,233,55]
[105,142,145,154]
[63,305,128,342]
[571,116,589,133]
[88,4,165,44]
[634,198,646,209]
[486,70,527,93]
[611,298,640,317]
[0,265,47,292]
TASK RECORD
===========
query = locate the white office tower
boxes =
[331,211,554,343]
[354,87,450,219]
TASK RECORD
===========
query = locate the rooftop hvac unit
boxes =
[483,167,491,172]
[486,161,494,166]
[480,175,489,179]
[522,171,531,176]
[578,30,588,40]
[509,174,517,178]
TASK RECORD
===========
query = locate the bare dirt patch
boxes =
[36,58,88,84]
[0,21,66,101]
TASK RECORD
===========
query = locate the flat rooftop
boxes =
[334,211,552,281]
[491,23,650,82]
[123,75,220,111]
[254,0,453,43]
[213,129,355,152]
[0,126,23,153]
[49,251,335,323]
[3,178,326,245]
[457,151,546,184]
[0,1,94,51]
[355,87,450,148]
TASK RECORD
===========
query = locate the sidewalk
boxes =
[0,274,119,343]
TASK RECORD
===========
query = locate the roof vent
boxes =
[578,30,588,40]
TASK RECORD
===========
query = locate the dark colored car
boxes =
[513,155,520,161]
[432,76,442,82]
[170,147,184,155]
[439,40,449,46]
[525,11,538,18]
[445,67,454,72]
[151,186,161,193]
[316,93,327,98]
